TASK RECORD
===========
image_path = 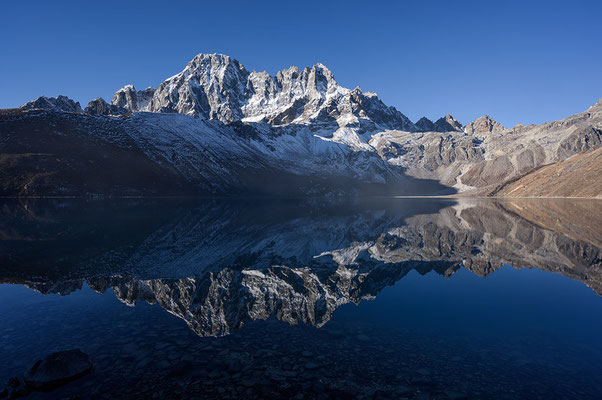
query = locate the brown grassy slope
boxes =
[494,147,602,198]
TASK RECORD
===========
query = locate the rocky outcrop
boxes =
[433,114,463,132]
[464,115,505,134]
[136,87,155,110]
[20,95,82,113]
[24,350,93,391]
[84,98,127,116]
[110,85,155,112]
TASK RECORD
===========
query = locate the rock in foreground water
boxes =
[24,349,93,391]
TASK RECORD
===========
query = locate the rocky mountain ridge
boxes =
[21,95,82,114]
[7,53,602,197]
[371,98,602,195]
[20,54,505,134]
[114,54,418,133]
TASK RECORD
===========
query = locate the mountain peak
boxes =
[187,53,246,73]
[142,53,415,131]
[464,115,505,134]
[191,52,234,61]
[313,62,333,75]
[434,114,462,132]
[415,117,436,132]
[21,95,82,113]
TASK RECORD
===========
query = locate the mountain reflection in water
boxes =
[1,198,600,338]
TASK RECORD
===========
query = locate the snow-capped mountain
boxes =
[117,53,416,133]
[4,53,602,197]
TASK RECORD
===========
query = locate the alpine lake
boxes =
[1,197,601,399]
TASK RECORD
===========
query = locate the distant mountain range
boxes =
[2,53,601,197]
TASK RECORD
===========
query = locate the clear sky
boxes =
[2,0,601,127]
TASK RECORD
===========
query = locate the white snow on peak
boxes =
[112,53,417,135]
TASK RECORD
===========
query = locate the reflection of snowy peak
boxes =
[85,264,404,337]
[4,199,601,337]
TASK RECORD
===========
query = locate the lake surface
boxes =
[1,198,601,399]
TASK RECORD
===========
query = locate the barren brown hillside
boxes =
[493,147,602,198]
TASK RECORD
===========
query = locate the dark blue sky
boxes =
[2,0,601,127]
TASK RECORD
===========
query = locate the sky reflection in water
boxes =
[0,198,601,399]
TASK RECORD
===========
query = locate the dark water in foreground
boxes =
[1,198,601,399]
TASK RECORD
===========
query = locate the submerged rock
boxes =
[444,389,468,399]
[24,349,93,391]
[6,378,20,389]
[3,377,26,399]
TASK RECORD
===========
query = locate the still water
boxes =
[0,198,601,399]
